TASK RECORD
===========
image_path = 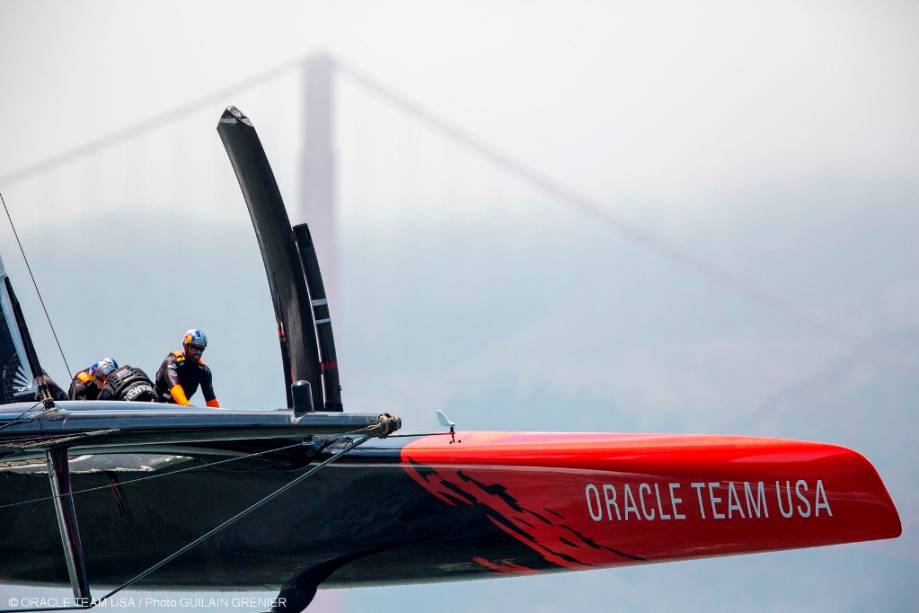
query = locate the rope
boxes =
[91,428,377,607]
[0,400,46,433]
[1,193,73,378]
[0,425,377,511]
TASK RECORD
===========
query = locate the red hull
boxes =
[402,432,901,572]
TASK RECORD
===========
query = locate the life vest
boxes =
[101,366,156,402]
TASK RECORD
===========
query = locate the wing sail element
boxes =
[217,107,324,411]
[0,255,40,403]
[293,223,342,411]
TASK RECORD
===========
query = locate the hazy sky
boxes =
[2,1,918,212]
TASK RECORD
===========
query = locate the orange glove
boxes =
[170,384,191,406]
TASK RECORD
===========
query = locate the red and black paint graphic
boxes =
[401,431,901,572]
[405,460,643,573]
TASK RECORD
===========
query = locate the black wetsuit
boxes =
[68,370,100,401]
[155,350,216,405]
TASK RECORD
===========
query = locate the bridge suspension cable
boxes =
[0,58,302,187]
[335,60,857,347]
[0,53,858,347]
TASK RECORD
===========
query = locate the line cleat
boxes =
[375,413,402,437]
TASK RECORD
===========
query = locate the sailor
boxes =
[68,358,118,400]
[154,328,220,407]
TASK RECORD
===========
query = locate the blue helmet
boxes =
[183,328,208,350]
[90,357,118,379]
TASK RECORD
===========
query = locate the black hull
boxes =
[0,416,901,596]
[0,442,539,590]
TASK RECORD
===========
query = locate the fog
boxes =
[0,1,917,611]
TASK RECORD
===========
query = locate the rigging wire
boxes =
[0,424,380,511]
[0,400,45,433]
[0,424,382,612]
[0,192,73,379]
[91,427,378,608]
[0,439,305,511]
[386,431,454,438]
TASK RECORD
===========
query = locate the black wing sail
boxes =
[293,223,342,411]
[217,106,324,410]
[0,255,38,402]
